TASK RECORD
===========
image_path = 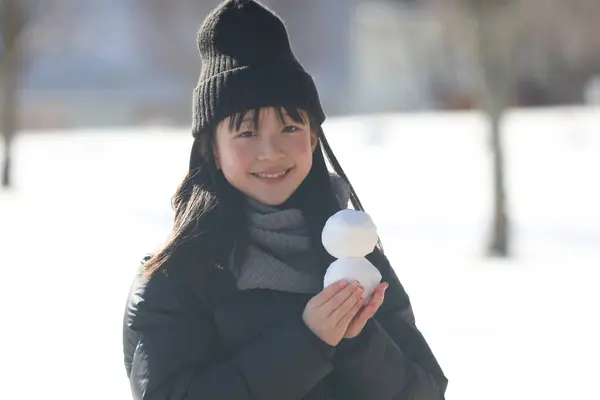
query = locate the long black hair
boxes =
[142,107,376,279]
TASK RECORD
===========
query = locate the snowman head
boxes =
[322,210,378,259]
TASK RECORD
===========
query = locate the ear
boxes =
[310,129,319,152]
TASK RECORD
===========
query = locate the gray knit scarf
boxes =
[230,174,351,294]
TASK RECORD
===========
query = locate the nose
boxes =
[257,135,285,161]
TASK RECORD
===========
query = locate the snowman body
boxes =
[322,209,382,304]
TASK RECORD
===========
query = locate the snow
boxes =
[1,107,599,399]
[322,210,379,259]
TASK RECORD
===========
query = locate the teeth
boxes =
[255,170,288,178]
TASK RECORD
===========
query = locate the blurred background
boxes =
[1,0,599,399]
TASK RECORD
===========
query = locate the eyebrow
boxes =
[233,110,305,132]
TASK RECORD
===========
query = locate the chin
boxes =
[248,186,299,206]
[255,194,292,206]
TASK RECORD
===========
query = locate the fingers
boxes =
[343,283,389,338]
[350,289,381,328]
[353,300,378,326]
[321,282,362,316]
[337,297,364,328]
[303,281,363,346]
[369,283,388,308]
[311,280,349,307]
[329,284,363,322]
[364,283,388,313]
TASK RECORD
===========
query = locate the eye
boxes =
[283,125,299,133]
[238,130,256,138]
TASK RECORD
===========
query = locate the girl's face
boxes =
[213,107,318,206]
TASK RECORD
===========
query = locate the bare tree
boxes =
[440,0,600,257]
[0,0,26,188]
[466,0,519,257]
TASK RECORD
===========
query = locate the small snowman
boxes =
[322,209,382,304]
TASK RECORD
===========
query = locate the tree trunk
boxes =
[470,0,516,258]
[488,107,509,256]
[1,0,22,188]
[1,42,19,188]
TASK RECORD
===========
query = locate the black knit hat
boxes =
[191,0,326,137]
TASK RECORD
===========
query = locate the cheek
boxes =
[288,135,313,157]
[219,144,254,172]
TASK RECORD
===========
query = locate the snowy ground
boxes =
[1,107,598,399]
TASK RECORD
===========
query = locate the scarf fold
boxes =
[231,174,351,294]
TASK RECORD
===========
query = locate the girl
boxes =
[122,1,447,399]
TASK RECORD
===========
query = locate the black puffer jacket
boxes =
[123,252,447,399]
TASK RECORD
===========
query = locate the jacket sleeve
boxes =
[125,271,336,400]
[329,252,448,400]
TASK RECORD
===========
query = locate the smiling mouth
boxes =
[251,167,293,179]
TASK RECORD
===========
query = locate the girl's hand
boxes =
[302,280,364,346]
[343,282,389,339]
